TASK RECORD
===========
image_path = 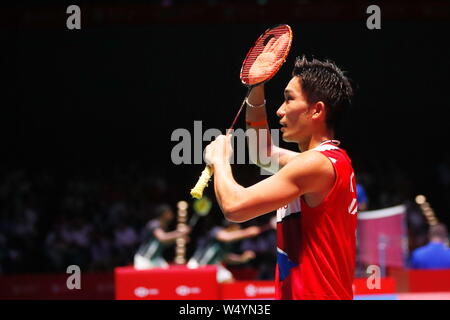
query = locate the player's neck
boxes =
[299,132,335,152]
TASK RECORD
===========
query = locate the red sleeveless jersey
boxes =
[275,141,358,300]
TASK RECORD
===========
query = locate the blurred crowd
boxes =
[1,156,449,276]
[0,164,277,277]
[0,164,169,274]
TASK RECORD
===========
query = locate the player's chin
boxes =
[282,136,293,143]
[280,130,292,142]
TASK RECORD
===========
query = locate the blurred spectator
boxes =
[44,215,92,271]
[114,217,139,265]
[134,204,191,269]
[240,216,277,280]
[89,229,114,271]
[45,225,70,272]
[187,219,272,283]
[62,216,93,248]
[410,223,450,269]
[356,183,368,211]
[405,200,429,252]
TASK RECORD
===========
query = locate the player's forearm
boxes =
[245,85,276,168]
[223,253,248,264]
[247,85,265,112]
[155,229,187,244]
[246,87,299,170]
[212,162,248,222]
[218,227,260,243]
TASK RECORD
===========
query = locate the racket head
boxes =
[240,24,293,87]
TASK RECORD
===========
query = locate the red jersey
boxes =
[275,140,358,300]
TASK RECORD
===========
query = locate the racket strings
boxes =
[240,25,292,86]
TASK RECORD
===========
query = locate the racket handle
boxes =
[190,166,214,199]
[188,214,200,228]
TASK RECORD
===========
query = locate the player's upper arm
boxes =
[256,145,299,174]
[273,145,300,168]
[223,150,335,222]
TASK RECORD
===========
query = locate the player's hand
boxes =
[204,134,233,167]
[242,250,256,262]
[246,226,261,237]
[178,224,191,236]
[248,33,289,85]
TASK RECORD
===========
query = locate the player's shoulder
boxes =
[290,148,330,164]
[313,142,353,167]
[280,149,336,194]
[284,148,335,176]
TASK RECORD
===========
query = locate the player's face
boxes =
[277,76,313,143]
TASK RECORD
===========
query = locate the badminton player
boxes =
[204,55,357,299]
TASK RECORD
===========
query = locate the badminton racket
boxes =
[190,24,293,199]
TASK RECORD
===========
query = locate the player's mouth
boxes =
[280,122,287,131]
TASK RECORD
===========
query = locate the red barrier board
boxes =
[352,277,396,295]
[409,270,450,292]
[220,281,275,300]
[220,278,396,299]
[0,273,114,300]
[114,265,219,300]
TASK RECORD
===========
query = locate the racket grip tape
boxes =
[190,166,214,199]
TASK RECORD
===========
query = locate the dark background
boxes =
[1,0,450,273]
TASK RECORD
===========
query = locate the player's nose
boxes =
[276,104,286,118]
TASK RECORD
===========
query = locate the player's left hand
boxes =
[242,250,256,262]
[204,134,233,166]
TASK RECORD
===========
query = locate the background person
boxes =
[410,223,450,269]
[187,219,273,283]
[134,204,191,269]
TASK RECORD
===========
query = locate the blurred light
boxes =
[415,194,426,205]
[177,200,188,211]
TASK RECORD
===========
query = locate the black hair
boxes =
[292,55,353,132]
[154,204,172,218]
[429,223,448,240]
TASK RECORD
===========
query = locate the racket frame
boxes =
[239,24,293,88]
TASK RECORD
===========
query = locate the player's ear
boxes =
[311,101,326,121]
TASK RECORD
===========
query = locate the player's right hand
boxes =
[178,225,192,235]
[246,226,261,237]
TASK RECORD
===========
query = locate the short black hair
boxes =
[292,55,353,132]
[429,223,448,240]
[154,204,172,217]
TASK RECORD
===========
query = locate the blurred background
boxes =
[1,0,450,299]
